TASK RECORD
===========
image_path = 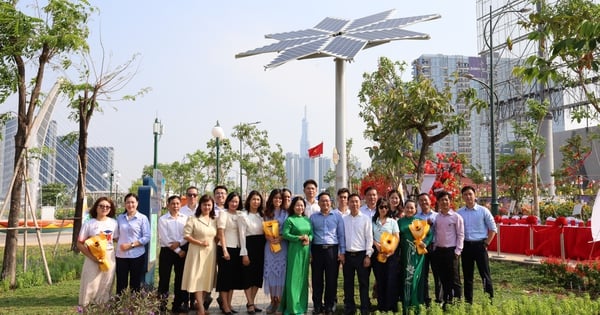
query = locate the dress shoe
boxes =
[204,296,213,310]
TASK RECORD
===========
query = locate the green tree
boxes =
[511,99,549,217]
[358,57,484,190]
[515,0,600,119]
[498,151,530,214]
[62,54,146,251]
[554,134,592,196]
[232,123,285,197]
[0,0,92,286]
[41,182,68,207]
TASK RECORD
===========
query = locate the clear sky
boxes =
[43,0,479,190]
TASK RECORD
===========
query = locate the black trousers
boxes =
[342,251,370,312]
[432,247,461,304]
[422,245,442,304]
[461,240,493,303]
[372,249,399,312]
[116,254,146,295]
[158,247,188,308]
[311,244,339,312]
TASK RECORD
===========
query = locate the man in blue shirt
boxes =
[457,186,497,304]
[310,192,345,315]
[416,192,441,306]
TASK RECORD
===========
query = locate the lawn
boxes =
[0,245,599,314]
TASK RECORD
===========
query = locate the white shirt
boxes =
[238,211,264,255]
[360,204,376,220]
[217,210,242,248]
[305,199,320,218]
[343,211,374,257]
[158,211,188,248]
[180,204,196,217]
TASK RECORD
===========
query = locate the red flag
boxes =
[308,142,323,158]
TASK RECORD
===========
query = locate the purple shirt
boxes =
[434,210,464,256]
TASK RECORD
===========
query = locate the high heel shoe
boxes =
[246,304,256,314]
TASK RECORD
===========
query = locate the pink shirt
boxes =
[434,210,464,256]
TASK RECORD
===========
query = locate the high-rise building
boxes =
[412,54,490,173]
[285,110,333,195]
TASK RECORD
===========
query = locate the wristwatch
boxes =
[131,242,135,248]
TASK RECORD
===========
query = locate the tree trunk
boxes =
[1,125,26,286]
[70,113,89,252]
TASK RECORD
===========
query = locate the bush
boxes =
[537,257,600,297]
[81,286,162,315]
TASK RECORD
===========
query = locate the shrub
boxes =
[81,286,162,315]
[537,257,600,297]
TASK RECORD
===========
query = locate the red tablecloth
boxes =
[487,224,600,260]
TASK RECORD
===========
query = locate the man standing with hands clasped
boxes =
[457,186,496,304]
[158,195,189,313]
[342,193,373,315]
[432,191,463,308]
[310,192,345,315]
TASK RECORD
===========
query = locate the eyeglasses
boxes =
[187,193,198,197]
[378,205,389,209]
[98,205,111,209]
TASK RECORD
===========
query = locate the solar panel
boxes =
[237,10,440,68]
[321,36,367,60]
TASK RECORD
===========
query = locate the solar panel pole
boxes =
[335,58,347,191]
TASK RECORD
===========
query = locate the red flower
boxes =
[555,216,567,227]
[526,216,538,225]
[494,215,503,224]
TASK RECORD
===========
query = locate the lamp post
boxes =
[465,5,530,215]
[212,121,225,186]
[238,121,261,197]
[153,118,164,170]
[103,170,121,200]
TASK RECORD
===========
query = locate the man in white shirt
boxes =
[342,193,373,315]
[213,185,228,218]
[333,188,350,217]
[359,186,378,219]
[304,179,320,218]
[180,186,199,217]
[158,195,189,313]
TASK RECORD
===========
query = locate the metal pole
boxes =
[335,58,347,191]
[216,137,220,186]
[109,173,114,200]
[153,118,159,169]
[240,138,244,198]
[489,5,499,216]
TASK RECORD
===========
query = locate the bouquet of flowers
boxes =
[263,220,281,253]
[409,219,430,255]
[377,232,399,263]
[85,232,109,272]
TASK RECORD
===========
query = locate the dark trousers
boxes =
[342,251,370,313]
[116,254,146,294]
[311,244,339,312]
[158,247,188,308]
[422,247,442,304]
[372,249,399,312]
[461,240,493,303]
[432,247,461,304]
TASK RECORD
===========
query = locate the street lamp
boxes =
[466,4,530,216]
[103,170,121,200]
[212,121,225,186]
[238,121,261,198]
[153,118,164,169]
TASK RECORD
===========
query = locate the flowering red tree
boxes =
[358,171,391,198]
[420,152,465,208]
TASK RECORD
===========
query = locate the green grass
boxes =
[1,245,599,314]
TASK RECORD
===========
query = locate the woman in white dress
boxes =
[77,197,119,306]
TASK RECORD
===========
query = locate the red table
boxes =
[487,224,600,260]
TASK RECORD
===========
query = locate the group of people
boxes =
[77,179,497,315]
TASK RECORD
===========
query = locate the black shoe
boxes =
[254,306,263,312]
[172,305,189,314]
[204,296,214,310]
[232,310,238,314]
[217,296,224,312]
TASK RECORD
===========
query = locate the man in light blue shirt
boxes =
[457,186,497,304]
[310,192,345,315]
[416,192,441,306]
